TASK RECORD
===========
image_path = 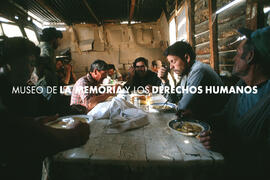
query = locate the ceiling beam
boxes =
[82,0,101,25]
[129,0,136,24]
[36,0,67,23]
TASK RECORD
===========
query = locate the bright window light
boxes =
[56,27,66,31]
[27,11,43,22]
[120,21,140,24]
[169,18,176,45]
[264,7,270,14]
[24,28,39,45]
[33,19,43,29]
[177,18,186,31]
[216,0,245,14]
[2,23,23,37]
[0,17,13,23]
[0,25,3,36]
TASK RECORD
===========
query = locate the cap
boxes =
[238,26,270,60]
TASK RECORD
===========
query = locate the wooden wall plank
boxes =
[195,20,209,34]
[218,2,246,24]
[195,31,209,44]
[208,0,219,73]
[218,15,246,38]
[196,42,210,55]
[194,8,209,24]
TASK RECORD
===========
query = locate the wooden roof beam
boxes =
[36,0,67,23]
[129,0,136,24]
[82,0,101,25]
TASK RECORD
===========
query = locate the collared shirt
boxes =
[70,73,98,108]
[162,60,226,119]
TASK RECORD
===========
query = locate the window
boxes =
[24,28,39,45]
[0,17,14,23]
[0,24,3,36]
[169,3,189,45]
[176,6,187,41]
[2,23,23,37]
[169,18,176,45]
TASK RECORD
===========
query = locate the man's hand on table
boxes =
[198,131,212,150]
[176,109,193,119]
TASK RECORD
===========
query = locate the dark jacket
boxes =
[125,70,161,90]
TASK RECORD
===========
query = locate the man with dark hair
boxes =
[199,26,270,179]
[108,64,122,80]
[39,27,63,85]
[71,59,111,111]
[56,59,77,85]
[0,37,90,180]
[125,57,161,91]
[158,41,226,119]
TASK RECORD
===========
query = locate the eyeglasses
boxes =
[135,65,146,69]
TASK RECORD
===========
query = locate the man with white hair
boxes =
[199,26,270,179]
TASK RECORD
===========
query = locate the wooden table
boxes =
[43,97,224,180]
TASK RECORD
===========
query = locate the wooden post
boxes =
[208,0,219,73]
[186,0,195,49]
[129,0,136,24]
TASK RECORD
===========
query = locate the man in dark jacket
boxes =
[125,57,161,92]
[0,37,90,180]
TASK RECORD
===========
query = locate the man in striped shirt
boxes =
[70,59,111,112]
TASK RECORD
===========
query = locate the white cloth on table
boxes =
[87,97,149,133]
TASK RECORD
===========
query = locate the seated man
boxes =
[70,59,111,112]
[103,64,122,84]
[0,37,90,180]
[125,57,161,91]
[158,41,227,119]
[108,64,122,80]
[56,59,77,85]
[199,26,270,179]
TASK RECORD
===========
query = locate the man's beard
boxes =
[136,70,146,77]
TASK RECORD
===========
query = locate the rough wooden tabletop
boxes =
[44,97,224,180]
[54,113,223,165]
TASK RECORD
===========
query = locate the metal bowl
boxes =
[168,119,210,137]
